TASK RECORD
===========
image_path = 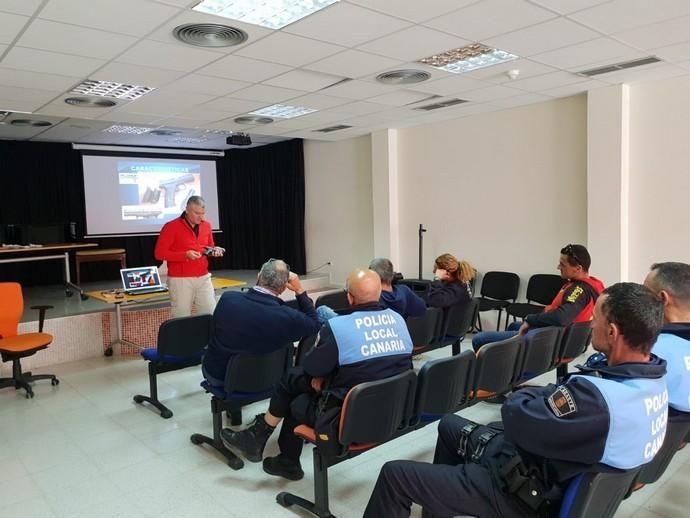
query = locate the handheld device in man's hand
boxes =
[204,246,226,256]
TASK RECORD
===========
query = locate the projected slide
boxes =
[118,161,201,221]
[82,155,220,236]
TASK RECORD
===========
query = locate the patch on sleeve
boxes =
[547,386,578,418]
[566,285,584,303]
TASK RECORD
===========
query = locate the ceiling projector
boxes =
[226,133,252,146]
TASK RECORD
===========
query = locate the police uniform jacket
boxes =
[302,301,413,400]
[500,354,668,487]
[654,322,690,420]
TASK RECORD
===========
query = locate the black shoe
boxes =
[221,413,273,463]
[263,455,304,481]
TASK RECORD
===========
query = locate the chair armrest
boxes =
[30,305,53,332]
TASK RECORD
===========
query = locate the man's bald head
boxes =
[346,268,382,305]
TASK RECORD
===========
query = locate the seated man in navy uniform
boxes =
[222,268,414,481]
[645,261,690,420]
[364,282,667,518]
[201,258,321,387]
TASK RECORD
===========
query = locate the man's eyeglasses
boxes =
[563,244,582,267]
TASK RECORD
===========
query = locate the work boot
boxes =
[221,413,275,462]
[263,455,304,481]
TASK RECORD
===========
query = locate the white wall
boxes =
[394,95,588,297]
[304,136,374,286]
[627,75,690,282]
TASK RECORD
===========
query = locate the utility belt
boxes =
[457,423,558,515]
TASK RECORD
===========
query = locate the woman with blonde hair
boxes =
[428,253,475,308]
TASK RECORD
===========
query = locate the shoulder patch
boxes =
[547,386,578,418]
[566,285,584,303]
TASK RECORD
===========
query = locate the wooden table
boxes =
[0,243,98,296]
[85,277,246,356]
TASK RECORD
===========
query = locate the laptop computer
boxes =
[120,266,168,295]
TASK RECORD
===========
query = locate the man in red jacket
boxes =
[472,244,605,351]
[154,196,223,318]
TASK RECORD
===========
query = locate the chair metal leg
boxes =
[1,359,57,398]
[190,397,244,470]
[133,364,173,418]
[276,448,335,518]
[556,363,569,384]
[495,309,503,331]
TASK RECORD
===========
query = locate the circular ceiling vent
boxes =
[65,97,117,108]
[376,69,431,85]
[149,129,182,136]
[173,23,248,48]
[11,119,52,127]
[234,115,274,125]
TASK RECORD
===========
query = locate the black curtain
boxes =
[0,138,306,286]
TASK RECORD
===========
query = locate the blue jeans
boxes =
[472,321,522,352]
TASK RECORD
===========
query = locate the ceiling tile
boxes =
[654,41,690,63]
[0,67,80,91]
[206,97,267,113]
[412,75,487,96]
[150,0,198,7]
[424,0,557,41]
[91,62,184,88]
[306,49,403,79]
[595,61,690,85]
[358,25,471,62]
[463,84,524,102]
[198,55,291,83]
[329,100,389,115]
[121,89,216,113]
[39,97,118,118]
[316,79,395,99]
[164,74,251,96]
[366,89,436,106]
[0,0,44,16]
[286,93,349,110]
[540,79,606,98]
[39,0,180,37]
[531,38,640,70]
[490,92,554,108]
[485,18,600,57]
[0,85,59,103]
[1,47,104,78]
[263,70,344,92]
[235,32,344,67]
[569,0,690,34]
[0,98,45,112]
[510,71,587,91]
[117,39,222,72]
[0,12,29,44]
[614,16,690,51]
[530,0,610,15]
[462,59,556,83]
[146,9,271,51]
[231,84,305,103]
[96,110,161,124]
[18,19,138,59]
[37,119,116,142]
[283,2,411,47]
[346,0,477,23]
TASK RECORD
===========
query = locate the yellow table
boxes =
[85,277,246,355]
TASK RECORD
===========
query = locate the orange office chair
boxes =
[0,282,58,398]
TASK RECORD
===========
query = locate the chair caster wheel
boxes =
[190,434,203,445]
[66,290,73,297]
[228,456,244,470]
[80,293,89,301]
[133,395,144,403]
[51,378,59,386]
[26,392,34,399]
[276,492,291,507]
[160,409,173,419]
[104,348,113,357]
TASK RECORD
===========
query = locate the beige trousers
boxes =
[167,274,217,318]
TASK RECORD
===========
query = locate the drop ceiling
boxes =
[1,0,689,150]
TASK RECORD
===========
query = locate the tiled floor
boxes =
[0,343,688,518]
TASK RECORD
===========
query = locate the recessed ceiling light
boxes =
[234,115,274,124]
[102,125,154,135]
[10,119,52,127]
[70,80,155,101]
[193,0,339,30]
[65,97,117,108]
[419,43,518,74]
[249,104,316,119]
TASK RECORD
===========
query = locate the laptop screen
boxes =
[120,266,164,291]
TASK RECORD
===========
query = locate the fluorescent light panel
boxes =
[250,104,317,119]
[419,43,518,74]
[103,125,154,135]
[193,0,338,30]
[71,80,155,101]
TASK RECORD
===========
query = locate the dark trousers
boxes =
[363,414,532,518]
[268,367,320,462]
